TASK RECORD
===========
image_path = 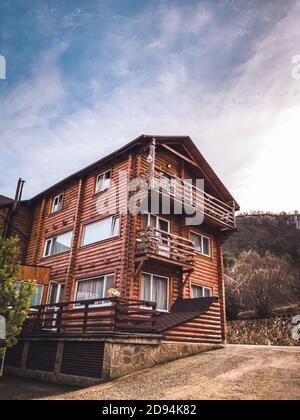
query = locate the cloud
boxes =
[0,0,299,213]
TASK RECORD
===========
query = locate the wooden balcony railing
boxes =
[21,297,158,337]
[142,170,236,230]
[136,227,195,266]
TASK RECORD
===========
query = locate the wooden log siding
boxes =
[19,265,51,304]
[162,300,223,344]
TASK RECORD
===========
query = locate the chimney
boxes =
[13,178,25,212]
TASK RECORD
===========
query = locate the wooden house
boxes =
[1,135,239,383]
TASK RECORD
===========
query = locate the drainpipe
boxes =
[148,138,156,189]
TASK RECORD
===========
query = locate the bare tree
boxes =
[228,250,295,318]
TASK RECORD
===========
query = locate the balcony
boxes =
[136,227,195,268]
[21,297,158,337]
[142,170,236,230]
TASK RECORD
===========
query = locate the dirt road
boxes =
[48,345,300,400]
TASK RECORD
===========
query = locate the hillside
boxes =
[225,213,300,267]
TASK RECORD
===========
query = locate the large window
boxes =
[141,273,169,312]
[44,231,73,257]
[75,275,114,307]
[191,284,212,298]
[95,170,112,193]
[81,215,120,246]
[190,232,211,257]
[15,282,44,307]
[51,193,63,213]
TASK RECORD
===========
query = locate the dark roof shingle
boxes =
[156,297,217,332]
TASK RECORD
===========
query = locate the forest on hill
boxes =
[225,213,300,269]
[224,213,300,319]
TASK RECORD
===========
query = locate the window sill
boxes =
[41,250,71,261]
[92,188,111,198]
[79,235,121,250]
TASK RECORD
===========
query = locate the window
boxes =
[81,215,120,246]
[190,232,211,257]
[47,282,65,305]
[51,194,63,213]
[75,275,114,307]
[191,284,212,298]
[44,231,73,257]
[141,273,169,312]
[95,170,111,193]
[15,282,44,307]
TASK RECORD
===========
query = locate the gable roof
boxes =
[26,134,239,209]
[0,194,13,208]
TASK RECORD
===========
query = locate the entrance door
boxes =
[45,282,65,329]
[157,217,170,257]
[142,214,171,257]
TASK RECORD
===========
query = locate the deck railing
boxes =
[136,227,195,266]
[142,170,236,229]
[21,297,158,336]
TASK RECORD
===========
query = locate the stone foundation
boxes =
[5,335,222,386]
[103,338,221,380]
[227,316,300,346]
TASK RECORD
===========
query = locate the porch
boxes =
[5,296,221,386]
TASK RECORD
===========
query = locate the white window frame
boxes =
[141,272,169,313]
[191,284,213,298]
[46,282,65,306]
[189,231,211,257]
[74,274,115,308]
[51,193,64,213]
[95,170,112,193]
[43,231,73,258]
[81,215,120,247]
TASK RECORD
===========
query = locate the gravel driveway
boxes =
[48,345,300,400]
[1,345,299,400]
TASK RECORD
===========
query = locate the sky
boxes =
[0,0,299,212]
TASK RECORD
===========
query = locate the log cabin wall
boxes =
[0,206,10,237]
[133,145,224,337]
[8,203,33,263]
[139,145,223,300]
[23,157,131,303]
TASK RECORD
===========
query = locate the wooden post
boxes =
[83,303,89,334]
[56,305,63,333]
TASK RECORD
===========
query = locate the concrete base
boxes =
[5,335,222,386]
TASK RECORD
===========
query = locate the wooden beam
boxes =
[134,257,147,279]
[182,269,193,285]
[161,144,198,168]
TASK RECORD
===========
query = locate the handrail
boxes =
[22,297,158,336]
[136,227,196,265]
[140,169,236,229]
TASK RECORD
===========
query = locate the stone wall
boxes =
[103,338,221,380]
[227,316,300,346]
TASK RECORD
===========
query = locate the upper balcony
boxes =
[136,227,195,269]
[141,169,236,230]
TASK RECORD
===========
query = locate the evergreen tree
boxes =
[0,237,36,360]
